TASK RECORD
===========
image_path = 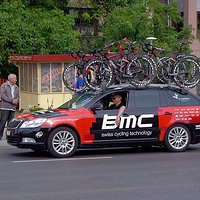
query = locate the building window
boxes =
[20,63,38,93]
[24,63,28,91]
[33,64,38,93]
[69,8,74,14]
[29,63,33,92]
[198,0,200,12]
[41,63,50,93]
[41,63,62,93]
[19,63,24,91]
[52,63,62,92]
[197,12,200,38]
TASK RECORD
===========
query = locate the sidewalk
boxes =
[0,130,10,147]
[0,110,22,147]
[0,128,10,147]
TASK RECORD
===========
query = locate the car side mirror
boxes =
[92,102,103,111]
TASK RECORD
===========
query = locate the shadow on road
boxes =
[7,144,200,159]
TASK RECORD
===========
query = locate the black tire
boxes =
[159,56,176,84]
[173,58,200,88]
[127,55,156,87]
[83,59,113,90]
[177,54,200,64]
[47,127,78,158]
[62,62,85,92]
[164,124,191,152]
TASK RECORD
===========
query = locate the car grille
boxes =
[8,119,22,128]
[7,135,21,145]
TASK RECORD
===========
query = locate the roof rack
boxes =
[87,83,184,94]
[107,83,133,89]
[147,83,181,89]
[106,83,182,90]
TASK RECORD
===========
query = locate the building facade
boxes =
[179,0,200,95]
[9,55,77,110]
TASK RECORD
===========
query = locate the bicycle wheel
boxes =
[159,56,176,84]
[62,62,85,92]
[177,54,200,63]
[83,59,113,90]
[127,55,156,87]
[173,57,200,88]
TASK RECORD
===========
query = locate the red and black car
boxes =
[6,84,200,158]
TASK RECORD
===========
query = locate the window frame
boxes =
[133,89,163,109]
[165,89,200,106]
[91,90,129,111]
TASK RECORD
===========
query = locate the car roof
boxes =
[84,84,192,102]
[101,83,185,93]
[84,83,199,109]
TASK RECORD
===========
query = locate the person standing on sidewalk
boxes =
[0,74,19,140]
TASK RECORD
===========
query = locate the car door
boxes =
[89,90,132,144]
[129,89,162,141]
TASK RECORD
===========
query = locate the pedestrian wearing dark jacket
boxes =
[0,74,19,140]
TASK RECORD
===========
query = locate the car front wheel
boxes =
[47,127,78,158]
[164,124,191,152]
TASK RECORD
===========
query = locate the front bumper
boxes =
[191,133,200,144]
[6,127,49,149]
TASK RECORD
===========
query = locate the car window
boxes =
[167,90,200,106]
[95,91,128,110]
[58,93,96,109]
[134,90,160,108]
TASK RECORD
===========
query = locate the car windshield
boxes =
[58,93,96,109]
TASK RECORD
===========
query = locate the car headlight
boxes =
[20,118,47,128]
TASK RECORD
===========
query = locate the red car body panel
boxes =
[16,105,200,144]
[7,85,200,158]
[37,108,97,144]
[158,106,200,141]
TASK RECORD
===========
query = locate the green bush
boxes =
[29,105,45,112]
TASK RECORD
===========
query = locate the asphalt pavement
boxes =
[1,143,200,200]
[1,119,200,200]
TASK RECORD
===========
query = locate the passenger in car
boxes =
[100,98,109,110]
[109,93,126,126]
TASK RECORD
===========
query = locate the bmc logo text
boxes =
[102,114,154,130]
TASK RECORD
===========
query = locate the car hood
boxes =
[16,109,80,121]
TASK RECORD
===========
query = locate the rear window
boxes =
[134,90,160,108]
[167,90,200,106]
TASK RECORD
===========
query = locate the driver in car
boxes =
[109,93,126,126]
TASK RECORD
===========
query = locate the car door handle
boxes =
[164,111,172,115]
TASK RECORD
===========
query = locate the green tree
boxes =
[94,0,192,52]
[90,0,133,14]
[0,0,80,78]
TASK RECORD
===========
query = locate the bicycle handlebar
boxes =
[141,42,153,52]
[69,38,131,60]
[104,38,127,49]
[70,51,86,59]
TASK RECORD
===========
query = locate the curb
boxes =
[0,128,10,147]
